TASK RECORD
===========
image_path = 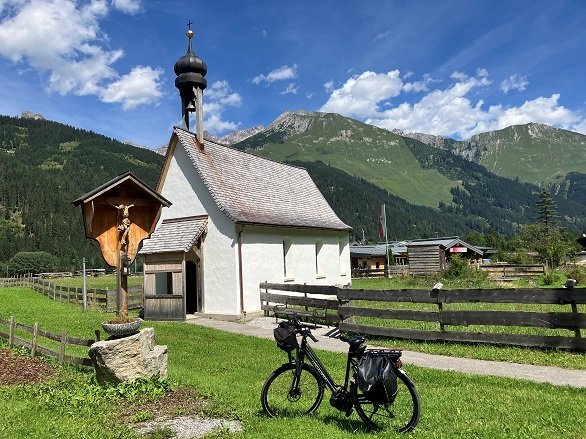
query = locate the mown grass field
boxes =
[1,286,585,439]
[50,274,143,290]
[351,277,586,369]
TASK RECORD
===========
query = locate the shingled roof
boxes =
[140,216,207,254]
[166,127,350,231]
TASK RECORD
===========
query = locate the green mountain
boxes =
[406,123,586,186]
[234,111,586,238]
[236,111,459,208]
[0,115,164,270]
[2,111,584,268]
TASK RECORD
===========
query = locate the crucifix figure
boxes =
[108,201,135,251]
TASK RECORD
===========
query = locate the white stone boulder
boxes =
[89,327,167,385]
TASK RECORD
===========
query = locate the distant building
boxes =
[350,237,488,276]
[407,237,483,275]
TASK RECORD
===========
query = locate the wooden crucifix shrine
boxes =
[73,172,171,320]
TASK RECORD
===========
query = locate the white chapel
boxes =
[140,29,351,320]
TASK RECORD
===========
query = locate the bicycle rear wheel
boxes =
[353,369,420,433]
[261,363,325,418]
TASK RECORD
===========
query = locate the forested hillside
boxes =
[293,161,488,242]
[0,116,163,270]
[1,112,584,271]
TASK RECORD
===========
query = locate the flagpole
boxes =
[383,204,389,269]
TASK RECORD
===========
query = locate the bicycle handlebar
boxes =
[288,315,319,342]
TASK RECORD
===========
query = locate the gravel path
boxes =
[187,315,586,388]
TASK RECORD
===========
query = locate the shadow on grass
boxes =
[322,414,373,434]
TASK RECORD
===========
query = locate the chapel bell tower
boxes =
[174,24,207,143]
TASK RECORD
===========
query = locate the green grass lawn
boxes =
[1,287,585,438]
[351,278,586,369]
[50,274,144,290]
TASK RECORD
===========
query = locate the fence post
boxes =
[31,322,39,358]
[53,283,56,300]
[571,303,582,338]
[8,316,14,347]
[59,329,67,363]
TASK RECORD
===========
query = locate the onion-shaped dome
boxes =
[174,30,207,92]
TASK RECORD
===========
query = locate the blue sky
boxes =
[0,0,585,148]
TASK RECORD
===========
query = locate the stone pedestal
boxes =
[89,327,168,385]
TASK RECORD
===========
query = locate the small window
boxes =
[315,240,323,276]
[283,238,292,279]
[339,239,346,275]
[155,272,174,295]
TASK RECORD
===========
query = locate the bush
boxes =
[443,254,471,279]
[562,266,586,285]
[6,251,58,276]
[540,270,564,286]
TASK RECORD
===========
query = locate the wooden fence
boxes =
[479,264,545,280]
[260,283,586,351]
[352,263,545,280]
[0,276,143,312]
[260,282,340,325]
[0,315,97,367]
[351,265,410,278]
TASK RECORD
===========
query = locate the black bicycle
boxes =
[260,316,420,433]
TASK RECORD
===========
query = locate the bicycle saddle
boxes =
[340,334,365,349]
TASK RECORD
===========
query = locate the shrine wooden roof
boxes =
[139,215,208,254]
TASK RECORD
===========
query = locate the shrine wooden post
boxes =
[73,172,171,319]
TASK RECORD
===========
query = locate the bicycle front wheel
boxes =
[353,369,420,433]
[261,363,325,418]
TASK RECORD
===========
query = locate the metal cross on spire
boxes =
[187,20,193,31]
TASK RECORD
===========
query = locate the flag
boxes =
[378,204,386,240]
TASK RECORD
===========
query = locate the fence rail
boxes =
[479,264,545,280]
[351,264,545,280]
[351,266,411,278]
[0,315,97,367]
[261,283,586,351]
[0,276,142,312]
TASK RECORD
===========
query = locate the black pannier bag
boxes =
[273,321,298,352]
[356,350,398,404]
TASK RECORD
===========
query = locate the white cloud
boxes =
[572,119,586,135]
[321,68,585,139]
[111,0,141,14]
[281,83,299,95]
[403,73,437,93]
[202,80,242,134]
[373,30,390,43]
[101,66,163,110]
[0,0,161,109]
[323,80,334,92]
[252,64,297,84]
[501,74,529,94]
[206,80,242,106]
[320,70,402,118]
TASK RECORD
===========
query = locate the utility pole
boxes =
[82,258,87,311]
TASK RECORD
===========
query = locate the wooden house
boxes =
[407,237,483,275]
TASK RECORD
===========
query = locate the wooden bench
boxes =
[260,282,341,326]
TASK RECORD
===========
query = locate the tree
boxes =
[537,187,557,231]
[519,188,578,269]
[6,251,58,276]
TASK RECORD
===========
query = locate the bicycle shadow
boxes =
[321,414,374,434]
[255,410,372,434]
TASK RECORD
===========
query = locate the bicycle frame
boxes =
[289,331,357,395]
